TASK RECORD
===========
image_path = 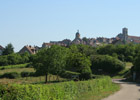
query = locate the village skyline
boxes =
[1,1,140,51]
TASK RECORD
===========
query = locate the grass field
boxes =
[0,75,66,84]
[0,65,66,84]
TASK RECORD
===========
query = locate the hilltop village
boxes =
[1,27,140,55]
[18,27,140,54]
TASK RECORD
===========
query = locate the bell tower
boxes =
[122,27,128,43]
[75,30,80,39]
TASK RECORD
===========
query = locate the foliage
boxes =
[67,52,92,80]
[0,76,119,100]
[133,53,140,72]
[32,45,70,82]
[59,71,80,79]
[2,43,14,55]
[0,63,29,70]
[69,44,97,56]
[21,71,34,77]
[90,55,125,74]
[0,53,30,66]
[97,44,136,62]
[0,72,20,79]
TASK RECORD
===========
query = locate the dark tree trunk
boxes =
[45,73,48,83]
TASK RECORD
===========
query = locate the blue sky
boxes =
[0,0,140,51]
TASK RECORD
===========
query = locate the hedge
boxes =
[0,72,20,79]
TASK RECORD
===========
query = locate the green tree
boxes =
[90,55,125,74]
[133,53,140,72]
[69,44,97,56]
[3,43,14,55]
[67,52,92,80]
[32,45,70,83]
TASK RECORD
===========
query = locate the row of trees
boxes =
[2,43,14,55]
[97,44,139,62]
[0,53,30,66]
[0,43,31,66]
[32,45,125,82]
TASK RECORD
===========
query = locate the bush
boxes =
[59,71,80,79]
[0,63,29,70]
[0,76,119,100]
[0,53,30,66]
[21,71,30,77]
[90,55,125,74]
[25,63,33,68]
[1,72,20,79]
[21,71,35,77]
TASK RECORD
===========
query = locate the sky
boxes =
[1,0,140,52]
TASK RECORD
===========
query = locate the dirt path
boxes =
[102,79,140,100]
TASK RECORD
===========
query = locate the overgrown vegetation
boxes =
[0,76,119,100]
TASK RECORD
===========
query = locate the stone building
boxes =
[19,45,39,54]
[71,30,84,44]
[116,27,140,44]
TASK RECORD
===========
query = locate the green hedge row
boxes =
[0,71,35,79]
[0,76,119,100]
[0,63,31,70]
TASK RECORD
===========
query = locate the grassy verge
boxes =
[75,83,119,100]
[0,76,120,100]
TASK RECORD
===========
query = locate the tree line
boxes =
[1,43,140,81]
[0,43,30,66]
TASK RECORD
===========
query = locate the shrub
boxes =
[1,72,20,79]
[25,63,33,68]
[0,63,29,70]
[21,71,30,77]
[59,71,80,79]
[90,55,125,74]
[21,71,35,77]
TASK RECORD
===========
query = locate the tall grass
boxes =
[0,76,120,100]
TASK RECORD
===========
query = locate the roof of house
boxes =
[19,45,36,54]
[112,39,124,44]
[128,36,140,40]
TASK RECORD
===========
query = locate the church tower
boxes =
[75,30,80,39]
[122,27,128,42]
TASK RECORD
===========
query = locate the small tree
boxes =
[32,45,70,83]
[3,43,14,55]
